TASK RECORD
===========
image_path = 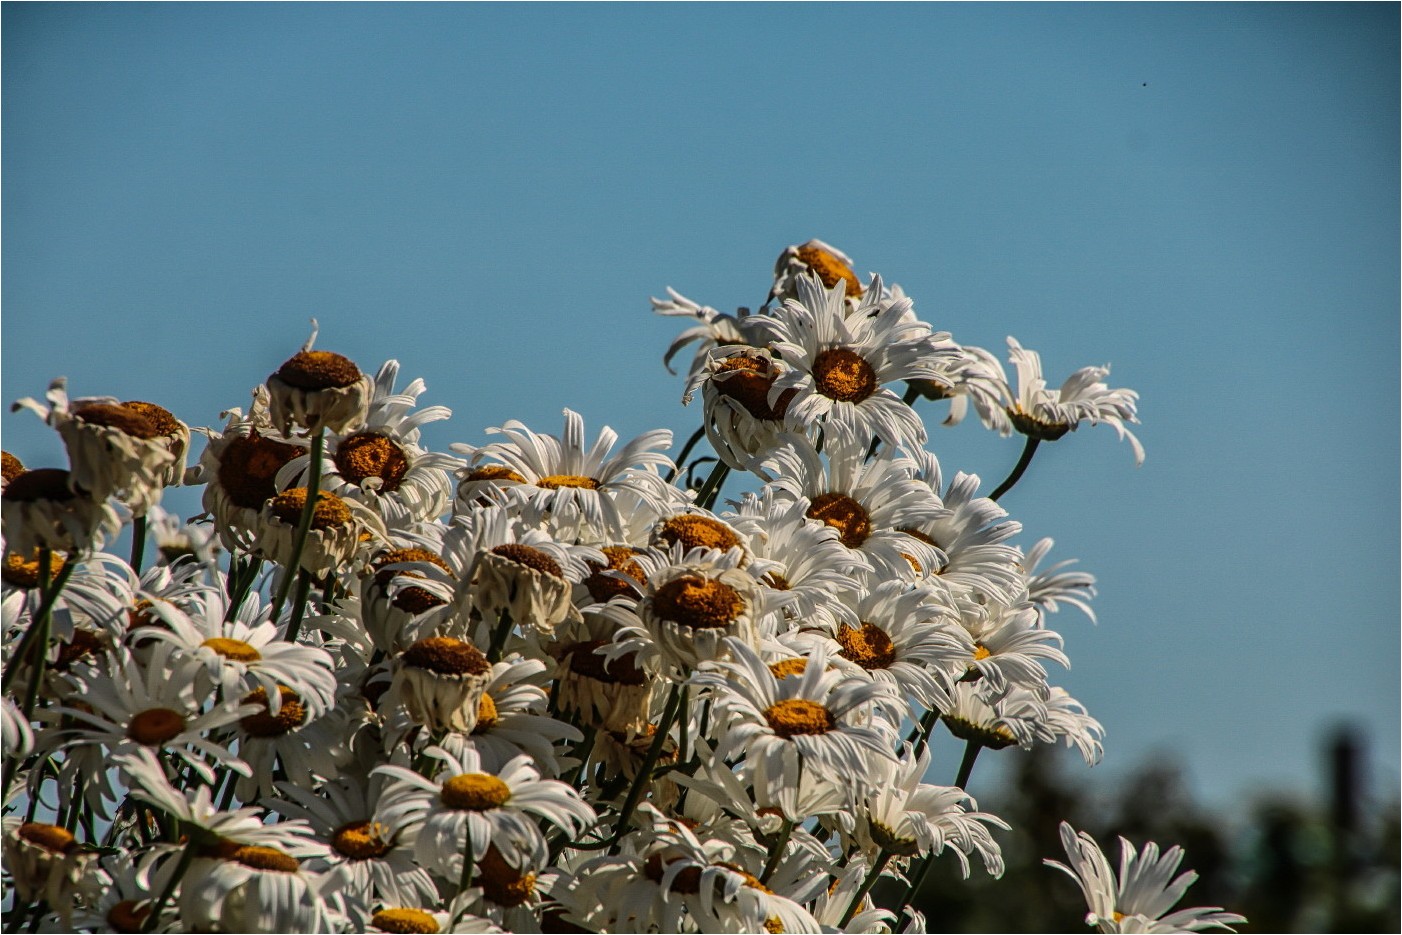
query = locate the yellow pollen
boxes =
[217,432,300,510]
[335,432,410,491]
[464,465,526,484]
[836,622,897,670]
[651,575,744,630]
[269,487,353,529]
[812,348,878,403]
[275,349,362,390]
[585,545,646,603]
[106,899,150,933]
[121,401,183,437]
[807,492,872,548]
[1,451,24,484]
[200,637,262,662]
[476,845,537,907]
[73,402,160,439]
[795,243,862,297]
[440,773,511,811]
[2,468,76,503]
[763,698,835,738]
[371,908,440,934]
[401,636,490,677]
[223,843,301,872]
[490,542,564,579]
[536,474,600,490]
[473,693,499,733]
[767,657,808,679]
[330,820,393,860]
[126,708,188,745]
[973,644,991,661]
[765,917,785,934]
[1113,912,1126,923]
[2,549,66,589]
[240,686,308,737]
[657,514,742,553]
[17,822,76,854]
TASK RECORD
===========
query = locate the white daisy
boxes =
[685,346,802,470]
[769,238,866,306]
[652,287,766,382]
[1,467,123,555]
[1025,536,1098,623]
[265,325,373,437]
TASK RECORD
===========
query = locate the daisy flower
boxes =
[1,467,122,555]
[685,346,801,470]
[438,654,583,777]
[959,600,1068,698]
[652,286,765,382]
[373,745,594,878]
[265,324,373,437]
[634,548,767,674]
[1000,337,1145,465]
[1045,822,1246,933]
[769,238,865,305]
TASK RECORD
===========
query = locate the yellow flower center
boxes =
[126,708,188,745]
[806,492,872,548]
[490,543,564,579]
[973,644,991,661]
[795,243,862,297]
[536,474,600,490]
[2,549,67,589]
[73,402,160,439]
[371,908,440,934]
[105,900,150,933]
[812,348,878,403]
[656,514,742,553]
[767,657,808,679]
[275,349,362,390]
[17,822,76,854]
[335,432,410,491]
[584,545,646,603]
[401,636,490,677]
[477,844,537,907]
[216,432,300,510]
[240,686,308,737]
[200,636,262,662]
[216,842,301,872]
[765,917,785,934]
[763,698,836,738]
[440,773,511,811]
[652,575,744,630]
[473,693,499,733]
[1,451,25,484]
[269,487,354,530]
[836,622,897,670]
[463,465,527,484]
[330,820,393,860]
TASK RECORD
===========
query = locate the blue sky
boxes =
[3,3,1397,810]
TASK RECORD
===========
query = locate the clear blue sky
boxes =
[4,3,1397,810]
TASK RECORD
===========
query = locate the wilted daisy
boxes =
[653,287,764,382]
[266,324,373,437]
[1,467,122,554]
[391,635,494,734]
[686,346,800,470]
[635,549,765,674]
[257,485,382,579]
[999,337,1144,465]
[3,820,98,923]
[361,541,461,653]
[440,654,583,777]
[1045,822,1245,933]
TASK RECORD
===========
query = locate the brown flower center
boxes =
[763,699,836,738]
[216,432,301,510]
[201,637,262,662]
[762,571,792,591]
[656,514,742,554]
[651,575,744,630]
[836,622,897,670]
[2,468,75,503]
[53,628,105,671]
[373,548,452,613]
[126,708,188,745]
[490,543,564,579]
[72,403,160,439]
[268,487,354,530]
[535,474,600,490]
[275,350,361,390]
[240,686,308,737]
[401,636,490,677]
[712,356,795,420]
[331,819,393,860]
[1008,407,1072,442]
[206,841,301,872]
[812,348,878,403]
[335,432,410,491]
[1,451,24,484]
[566,640,647,686]
[121,401,184,437]
[17,822,76,854]
[767,657,808,680]
[796,243,862,297]
[584,546,646,603]
[1,549,66,589]
[440,773,511,811]
[643,854,703,894]
[476,844,536,907]
[371,908,440,934]
[463,465,527,484]
[106,899,151,933]
[807,492,872,548]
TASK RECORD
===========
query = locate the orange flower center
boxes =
[473,693,499,733]
[268,487,353,530]
[651,575,744,630]
[240,686,308,737]
[126,708,188,745]
[713,356,795,420]
[370,908,440,933]
[201,636,262,662]
[490,543,564,579]
[763,698,835,738]
[536,474,599,490]
[105,900,150,933]
[401,636,490,677]
[2,549,67,589]
[216,432,300,510]
[656,514,742,553]
[796,243,862,297]
[440,773,511,811]
[836,622,897,670]
[18,822,76,854]
[335,432,410,491]
[584,546,647,603]
[476,845,537,907]
[73,403,160,439]
[567,640,647,686]
[331,820,394,860]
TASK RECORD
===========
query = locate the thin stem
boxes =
[902,383,921,405]
[282,571,314,644]
[954,740,983,790]
[225,554,262,622]
[895,850,937,926]
[486,609,514,664]
[609,682,682,853]
[130,515,147,575]
[2,556,76,692]
[989,436,1040,502]
[453,824,477,926]
[270,430,325,623]
[144,841,196,931]
[695,460,731,511]
[677,685,690,766]
[759,818,795,885]
[666,426,707,484]
[839,850,892,928]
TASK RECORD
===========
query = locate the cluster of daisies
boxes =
[0,240,1244,933]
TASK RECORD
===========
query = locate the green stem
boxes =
[453,824,477,925]
[839,850,892,928]
[759,818,795,885]
[282,571,314,644]
[895,849,937,926]
[695,460,731,511]
[666,426,706,484]
[270,430,325,624]
[909,708,941,761]
[2,555,75,692]
[989,436,1040,502]
[225,554,262,622]
[955,740,983,790]
[486,609,514,664]
[144,841,196,931]
[609,682,682,853]
[130,515,147,575]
